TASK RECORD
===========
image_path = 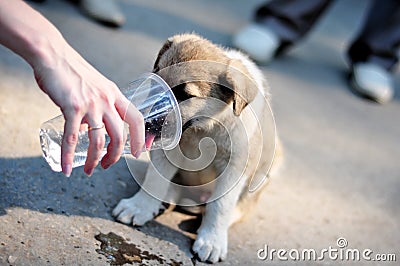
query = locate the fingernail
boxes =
[134,150,142,159]
[101,161,109,169]
[63,164,72,177]
[85,168,93,177]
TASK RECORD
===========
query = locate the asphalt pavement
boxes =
[0,0,399,265]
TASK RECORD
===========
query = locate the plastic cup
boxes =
[122,73,182,150]
[39,73,182,172]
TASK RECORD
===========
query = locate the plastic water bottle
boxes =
[39,73,182,172]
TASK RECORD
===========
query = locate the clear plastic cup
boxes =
[122,73,182,150]
[39,73,182,172]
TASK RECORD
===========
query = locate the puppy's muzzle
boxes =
[182,119,193,133]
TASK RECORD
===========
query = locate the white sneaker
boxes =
[350,63,394,103]
[232,23,280,63]
[80,0,125,27]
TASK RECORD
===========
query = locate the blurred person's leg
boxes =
[80,0,125,27]
[27,0,125,27]
[233,0,333,63]
[347,0,400,103]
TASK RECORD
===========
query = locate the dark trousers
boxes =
[254,0,400,70]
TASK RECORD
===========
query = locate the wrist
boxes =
[0,1,72,71]
[24,29,67,70]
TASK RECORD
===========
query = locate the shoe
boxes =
[232,23,280,63]
[80,0,125,27]
[350,63,394,103]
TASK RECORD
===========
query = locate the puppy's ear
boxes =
[153,38,173,72]
[225,59,258,116]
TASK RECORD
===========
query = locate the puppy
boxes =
[113,33,282,263]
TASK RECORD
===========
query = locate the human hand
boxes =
[0,1,144,177]
[33,45,145,177]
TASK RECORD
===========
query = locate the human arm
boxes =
[0,0,145,176]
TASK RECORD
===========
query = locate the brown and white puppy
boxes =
[113,34,282,263]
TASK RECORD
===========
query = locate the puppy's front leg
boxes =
[113,150,178,226]
[192,163,248,263]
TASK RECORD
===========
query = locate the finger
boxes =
[116,97,145,158]
[61,114,81,177]
[84,119,106,176]
[101,109,124,169]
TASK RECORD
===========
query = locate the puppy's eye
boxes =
[172,84,193,102]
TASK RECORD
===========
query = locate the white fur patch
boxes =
[193,225,228,263]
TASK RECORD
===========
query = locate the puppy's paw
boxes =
[112,190,163,226]
[192,227,228,263]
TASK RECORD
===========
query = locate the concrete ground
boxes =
[0,0,399,265]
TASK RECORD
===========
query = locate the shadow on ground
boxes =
[0,156,198,259]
